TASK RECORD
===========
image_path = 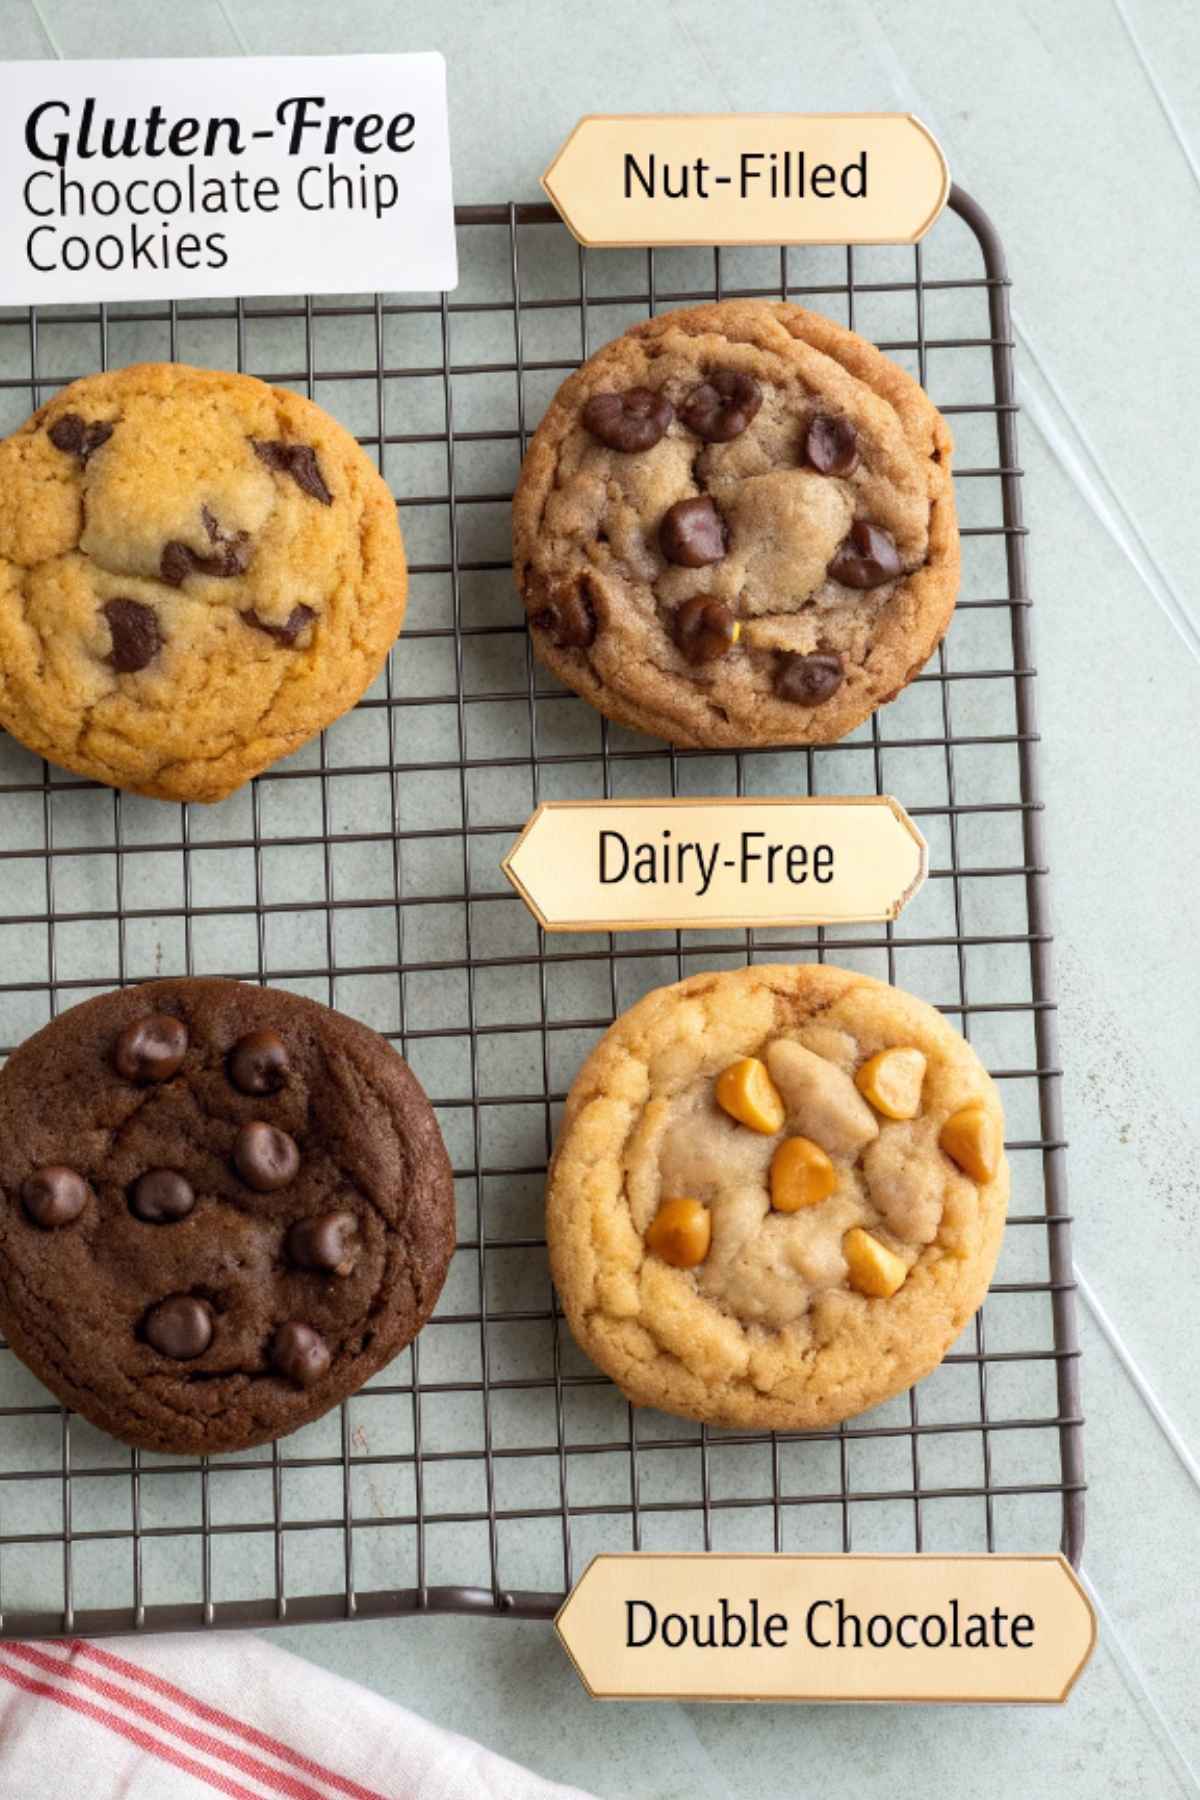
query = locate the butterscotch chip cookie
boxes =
[548,963,1006,1430]
[513,301,958,747]
[0,363,406,802]
[0,979,454,1454]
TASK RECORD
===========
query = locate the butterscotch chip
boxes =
[715,1057,786,1134]
[855,1046,927,1119]
[547,963,1007,1431]
[843,1226,909,1298]
[645,1197,712,1268]
[939,1103,1002,1184]
[513,299,958,748]
[0,363,407,803]
[770,1136,837,1212]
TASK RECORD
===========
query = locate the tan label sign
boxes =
[557,1555,1095,1703]
[542,113,948,247]
[502,797,925,932]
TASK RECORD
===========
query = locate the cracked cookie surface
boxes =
[513,301,958,747]
[0,363,407,802]
[547,963,1006,1430]
[0,979,454,1454]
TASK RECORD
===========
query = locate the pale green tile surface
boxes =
[3,0,1199,1793]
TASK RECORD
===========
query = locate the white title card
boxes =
[0,53,457,304]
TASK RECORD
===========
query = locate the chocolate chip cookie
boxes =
[513,301,958,747]
[547,963,1006,1430]
[0,979,454,1454]
[0,363,406,802]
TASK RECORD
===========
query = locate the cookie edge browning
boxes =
[0,978,455,1454]
[546,963,1007,1431]
[512,300,959,748]
[0,363,408,804]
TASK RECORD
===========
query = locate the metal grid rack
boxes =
[0,187,1082,1639]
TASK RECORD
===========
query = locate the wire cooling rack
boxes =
[0,187,1082,1639]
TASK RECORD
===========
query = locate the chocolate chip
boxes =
[160,515,253,587]
[252,440,333,505]
[775,651,845,705]
[228,1029,290,1097]
[114,1013,188,1084]
[581,389,673,453]
[286,1211,360,1277]
[48,415,85,456]
[159,542,194,587]
[270,1320,331,1387]
[130,1169,195,1224]
[680,372,762,443]
[531,584,596,650]
[805,414,860,477]
[828,521,902,589]
[242,605,316,646]
[21,1166,90,1229]
[103,598,162,674]
[144,1295,213,1360]
[48,414,113,463]
[233,1121,300,1193]
[660,496,727,567]
[672,597,739,665]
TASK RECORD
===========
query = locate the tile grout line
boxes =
[1075,1263,1200,1494]
[663,0,736,111]
[213,0,251,55]
[1081,1568,1200,1799]
[1013,335,1200,665]
[27,0,61,57]
[857,0,1200,669]
[1110,0,1200,192]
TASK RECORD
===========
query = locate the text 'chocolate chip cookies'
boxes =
[547,963,1007,1431]
[0,362,407,803]
[0,979,455,1454]
[513,300,959,747]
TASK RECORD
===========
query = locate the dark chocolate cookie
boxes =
[0,979,455,1454]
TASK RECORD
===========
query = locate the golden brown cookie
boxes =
[547,963,1006,1430]
[0,363,406,802]
[513,301,958,747]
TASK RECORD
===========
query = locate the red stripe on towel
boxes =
[73,1639,390,1800]
[0,1653,266,1800]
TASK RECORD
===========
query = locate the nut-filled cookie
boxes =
[547,963,1006,1430]
[0,363,406,802]
[0,979,454,1454]
[513,301,958,747]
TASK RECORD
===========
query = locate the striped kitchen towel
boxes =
[0,1633,595,1799]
